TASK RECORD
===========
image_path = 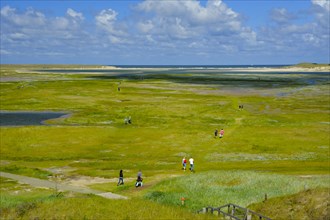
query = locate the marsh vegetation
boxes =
[0,64,329,219]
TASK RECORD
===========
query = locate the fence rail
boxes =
[197,203,271,220]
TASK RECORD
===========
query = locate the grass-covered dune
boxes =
[292,62,330,68]
[0,64,329,219]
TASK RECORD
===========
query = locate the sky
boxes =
[0,0,329,65]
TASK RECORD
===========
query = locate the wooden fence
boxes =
[197,203,271,220]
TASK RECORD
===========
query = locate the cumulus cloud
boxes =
[50,9,84,30]
[0,1,265,63]
[95,8,117,27]
[1,5,46,27]
[0,49,11,55]
[137,20,154,33]
[95,8,128,43]
[135,0,243,38]
[1,0,329,64]
[270,8,297,24]
[258,0,329,60]
[133,0,258,55]
[0,6,85,35]
[67,8,84,20]
[0,5,93,59]
[311,0,330,29]
[52,17,70,30]
[311,0,330,11]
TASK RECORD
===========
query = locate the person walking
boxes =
[135,175,143,187]
[136,170,143,187]
[214,129,218,138]
[182,157,187,171]
[189,157,194,172]
[219,129,224,138]
[117,169,124,186]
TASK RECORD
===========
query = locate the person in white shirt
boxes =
[189,157,194,172]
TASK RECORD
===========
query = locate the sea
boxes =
[35,64,329,75]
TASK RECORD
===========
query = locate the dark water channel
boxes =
[0,112,67,126]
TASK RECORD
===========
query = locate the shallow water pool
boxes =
[0,111,68,126]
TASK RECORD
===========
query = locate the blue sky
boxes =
[1,0,329,65]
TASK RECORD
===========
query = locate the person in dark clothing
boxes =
[135,175,143,187]
[117,169,124,186]
[214,129,218,138]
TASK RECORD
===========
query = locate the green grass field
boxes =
[0,64,329,219]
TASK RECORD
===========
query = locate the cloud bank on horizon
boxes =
[0,0,329,65]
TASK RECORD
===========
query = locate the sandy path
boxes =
[0,172,127,200]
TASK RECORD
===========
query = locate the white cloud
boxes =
[0,5,15,17]
[136,0,239,26]
[67,8,84,20]
[52,17,70,29]
[0,5,96,59]
[49,9,84,30]
[95,8,128,43]
[1,5,46,27]
[137,20,154,33]
[135,0,242,35]
[9,33,28,40]
[302,33,319,44]
[0,49,12,55]
[270,8,296,24]
[258,0,329,57]
[133,0,251,45]
[1,1,329,64]
[312,0,330,11]
[95,8,117,27]
[311,0,330,29]
[239,28,258,46]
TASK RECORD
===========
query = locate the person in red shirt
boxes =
[219,129,224,138]
[182,157,187,171]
